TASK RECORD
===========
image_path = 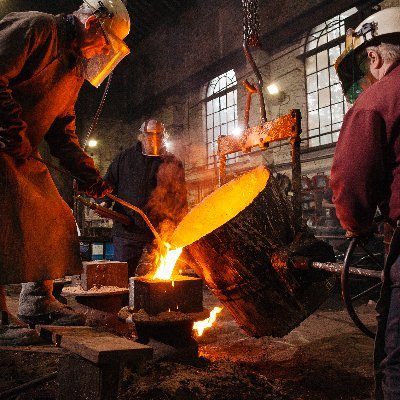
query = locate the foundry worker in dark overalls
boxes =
[100,119,188,277]
[331,7,400,399]
[0,0,130,340]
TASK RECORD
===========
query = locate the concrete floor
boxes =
[0,281,377,399]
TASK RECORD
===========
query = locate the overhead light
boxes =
[232,127,243,137]
[88,139,98,148]
[267,83,280,95]
[165,140,172,150]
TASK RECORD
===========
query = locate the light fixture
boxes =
[267,83,280,95]
[88,139,98,148]
[232,126,243,137]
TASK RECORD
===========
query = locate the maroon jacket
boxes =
[331,64,400,234]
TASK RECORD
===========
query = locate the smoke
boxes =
[145,155,188,243]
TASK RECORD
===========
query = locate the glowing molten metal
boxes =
[152,243,182,280]
[193,306,223,336]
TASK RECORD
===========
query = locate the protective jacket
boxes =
[104,142,187,242]
[0,12,102,284]
[331,63,400,234]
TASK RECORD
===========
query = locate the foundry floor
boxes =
[0,282,376,400]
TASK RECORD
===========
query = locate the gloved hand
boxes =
[77,178,113,199]
[0,131,32,160]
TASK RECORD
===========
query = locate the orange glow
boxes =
[193,307,223,336]
[171,167,270,248]
[152,243,182,280]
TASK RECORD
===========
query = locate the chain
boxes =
[242,0,260,47]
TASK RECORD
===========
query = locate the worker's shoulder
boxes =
[1,11,56,32]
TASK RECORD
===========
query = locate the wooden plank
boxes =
[60,335,153,365]
[36,325,153,365]
[36,325,108,346]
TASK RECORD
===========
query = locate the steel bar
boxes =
[311,261,382,279]
[0,372,57,400]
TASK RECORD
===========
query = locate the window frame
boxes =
[205,69,238,168]
[303,8,357,148]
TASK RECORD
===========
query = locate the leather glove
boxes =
[78,178,113,199]
[0,131,33,160]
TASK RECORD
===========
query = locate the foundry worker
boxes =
[100,119,188,276]
[331,7,400,399]
[0,0,130,336]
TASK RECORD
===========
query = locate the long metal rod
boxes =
[106,193,162,244]
[0,372,57,400]
[311,261,382,279]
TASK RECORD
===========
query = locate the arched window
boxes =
[206,69,238,166]
[305,8,357,147]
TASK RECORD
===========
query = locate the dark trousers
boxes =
[113,236,150,277]
[375,226,400,399]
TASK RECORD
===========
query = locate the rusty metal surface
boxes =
[311,261,382,279]
[217,110,300,157]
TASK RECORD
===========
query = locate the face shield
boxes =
[82,0,131,87]
[83,24,130,88]
[335,46,370,104]
[139,131,167,156]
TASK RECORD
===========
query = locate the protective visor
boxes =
[335,41,370,104]
[139,132,166,156]
[84,26,130,88]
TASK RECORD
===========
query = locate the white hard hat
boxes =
[84,0,130,40]
[335,7,400,103]
[82,0,131,87]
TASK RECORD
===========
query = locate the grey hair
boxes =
[366,42,400,63]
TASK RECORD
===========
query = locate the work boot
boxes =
[17,280,86,327]
[0,285,41,346]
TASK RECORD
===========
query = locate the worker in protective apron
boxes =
[0,0,130,344]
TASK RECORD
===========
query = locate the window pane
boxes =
[320,132,332,145]
[227,106,235,122]
[331,83,343,104]
[214,112,220,126]
[227,91,235,107]
[332,130,340,142]
[327,25,340,42]
[307,91,318,111]
[207,129,213,142]
[332,102,344,123]
[207,101,213,115]
[317,68,329,89]
[307,73,317,93]
[329,46,341,66]
[308,109,319,129]
[220,109,227,124]
[305,55,316,74]
[317,50,329,70]
[228,121,235,132]
[319,87,330,108]
[213,98,219,112]
[320,106,331,131]
[221,123,228,135]
[207,114,213,128]
[329,66,340,85]
[220,95,227,110]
